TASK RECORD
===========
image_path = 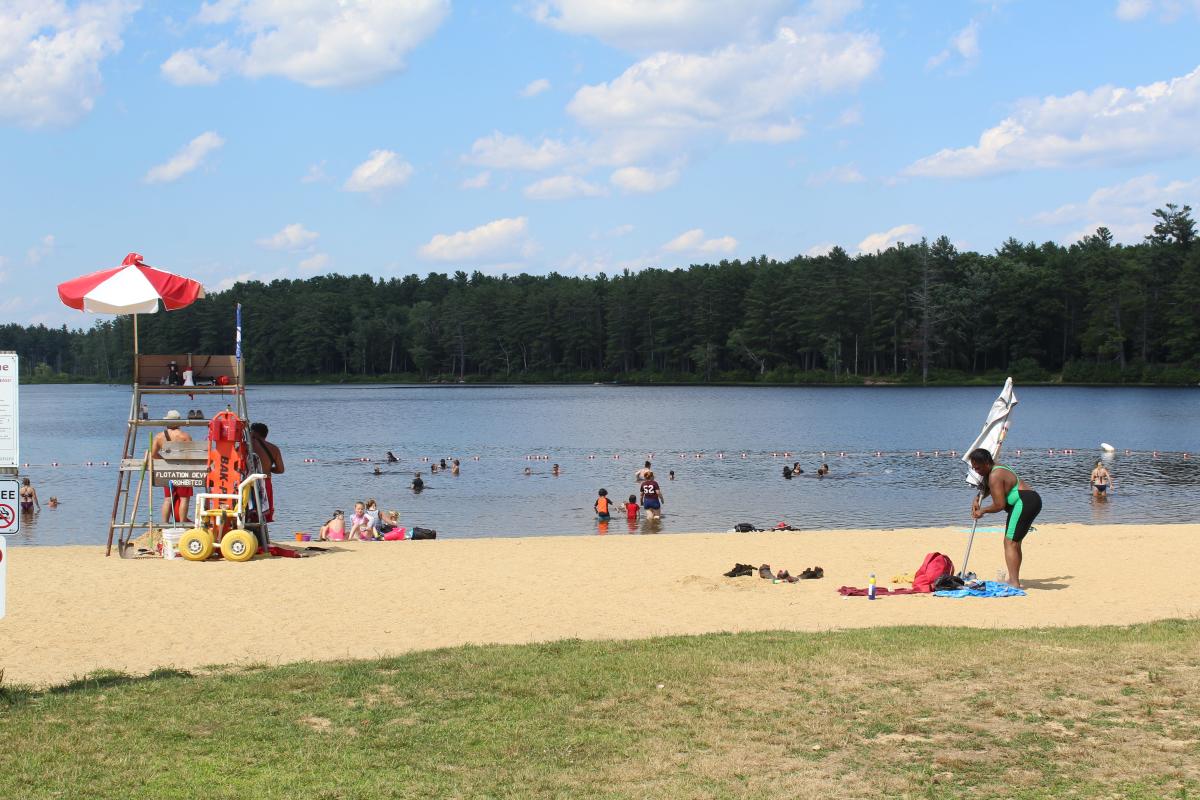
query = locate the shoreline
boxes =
[2,522,1198,687]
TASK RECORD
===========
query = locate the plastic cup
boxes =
[295,532,304,541]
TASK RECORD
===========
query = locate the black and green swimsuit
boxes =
[993,465,1042,542]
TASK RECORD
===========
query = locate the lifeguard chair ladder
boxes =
[106,353,269,555]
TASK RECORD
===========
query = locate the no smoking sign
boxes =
[0,478,18,534]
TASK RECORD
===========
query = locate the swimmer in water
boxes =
[386,450,398,463]
[20,477,40,512]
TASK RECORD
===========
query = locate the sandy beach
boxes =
[1,522,1197,686]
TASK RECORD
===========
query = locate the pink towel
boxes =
[838,585,925,597]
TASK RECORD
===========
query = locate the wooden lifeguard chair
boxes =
[107,353,270,556]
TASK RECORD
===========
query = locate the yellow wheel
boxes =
[179,528,214,561]
[221,529,258,562]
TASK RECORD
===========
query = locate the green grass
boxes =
[2,622,1199,799]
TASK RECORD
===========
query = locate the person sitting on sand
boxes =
[639,471,664,519]
[412,472,424,492]
[348,502,371,540]
[1090,461,1112,498]
[374,510,405,540]
[969,448,1042,589]
[364,499,379,531]
[320,510,346,541]
[594,488,612,521]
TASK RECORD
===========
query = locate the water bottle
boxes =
[868,573,876,600]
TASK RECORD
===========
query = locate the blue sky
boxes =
[2,0,1199,327]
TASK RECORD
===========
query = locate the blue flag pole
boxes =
[235,303,242,362]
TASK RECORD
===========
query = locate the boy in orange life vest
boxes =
[594,488,613,520]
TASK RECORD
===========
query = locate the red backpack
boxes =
[913,552,954,592]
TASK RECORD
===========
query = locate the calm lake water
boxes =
[10,384,1200,546]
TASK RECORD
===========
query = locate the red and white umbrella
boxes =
[57,252,205,314]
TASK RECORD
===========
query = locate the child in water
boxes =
[624,494,639,521]
[320,510,346,541]
[594,488,612,520]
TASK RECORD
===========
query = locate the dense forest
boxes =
[5,205,1199,385]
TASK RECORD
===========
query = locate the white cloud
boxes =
[610,165,680,193]
[835,105,863,127]
[214,271,258,292]
[524,174,606,200]
[461,171,491,189]
[160,41,241,86]
[0,0,137,128]
[521,77,551,97]
[301,161,328,183]
[729,119,805,142]
[662,228,738,254]
[419,217,535,262]
[807,164,866,186]
[163,0,449,88]
[927,19,981,71]
[144,131,225,184]
[1115,0,1200,20]
[258,223,318,251]
[1030,173,1200,243]
[907,65,1200,178]
[299,252,330,273]
[857,224,920,253]
[593,223,634,239]
[567,25,882,138]
[1115,0,1153,18]
[805,242,836,257]
[531,0,795,52]
[343,150,413,193]
[465,132,579,170]
[26,234,56,265]
[0,256,7,283]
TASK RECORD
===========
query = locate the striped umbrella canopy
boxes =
[57,252,205,315]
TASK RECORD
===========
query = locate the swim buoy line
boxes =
[18,448,1200,469]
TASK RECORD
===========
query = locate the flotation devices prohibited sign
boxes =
[0,478,19,533]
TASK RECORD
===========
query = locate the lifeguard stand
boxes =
[107,353,269,556]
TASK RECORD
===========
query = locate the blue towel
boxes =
[934,580,1026,598]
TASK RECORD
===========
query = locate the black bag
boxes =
[733,522,757,533]
[933,574,966,591]
[411,527,437,540]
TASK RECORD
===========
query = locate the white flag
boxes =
[962,377,1018,487]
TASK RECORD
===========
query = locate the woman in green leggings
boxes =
[968,448,1042,588]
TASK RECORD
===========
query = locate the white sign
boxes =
[0,478,18,534]
[0,536,6,619]
[0,353,16,468]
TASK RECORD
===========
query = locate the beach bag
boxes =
[913,552,954,593]
[411,527,436,540]
[733,522,756,533]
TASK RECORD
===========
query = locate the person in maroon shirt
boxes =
[639,471,664,519]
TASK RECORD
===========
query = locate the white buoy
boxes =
[1100,443,1116,452]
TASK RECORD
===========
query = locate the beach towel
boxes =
[933,581,1026,598]
[838,586,923,597]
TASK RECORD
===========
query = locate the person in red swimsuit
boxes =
[153,410,192,522]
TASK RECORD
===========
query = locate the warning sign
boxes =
[0,478,18,534]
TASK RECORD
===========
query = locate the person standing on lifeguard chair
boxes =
[250,422,284,522]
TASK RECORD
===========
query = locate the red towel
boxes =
[837,585,925,596]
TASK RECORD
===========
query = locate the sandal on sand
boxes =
[723,563,754,578]
[798,566,824,580]
[759,564,775,580]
